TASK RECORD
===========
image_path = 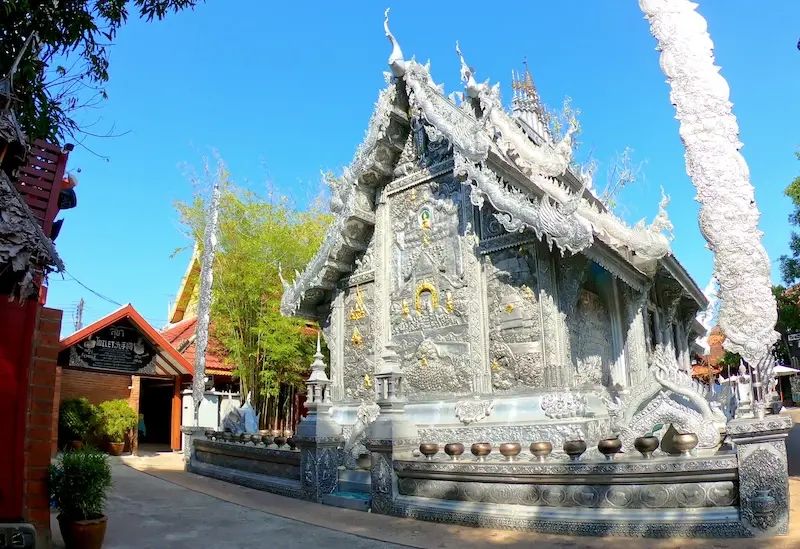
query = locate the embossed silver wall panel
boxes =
[341,282,376,401]
[397,478,738,509]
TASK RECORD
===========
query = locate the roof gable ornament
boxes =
[384,8,405,78]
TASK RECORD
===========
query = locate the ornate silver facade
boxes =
[268,6,794,539]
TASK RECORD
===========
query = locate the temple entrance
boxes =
[138,378,174,451]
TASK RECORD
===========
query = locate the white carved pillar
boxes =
[639,0,780,410]
[324,289,346,401]
[372,188,391,370]
[535,241,564,381]
[463,185,492,393]
[624,285,649,386]
[609,278,628,388]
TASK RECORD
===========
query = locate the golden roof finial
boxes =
[511,56,542,113]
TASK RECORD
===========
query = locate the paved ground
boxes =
[50,461,406,549]
[51,415,800,548]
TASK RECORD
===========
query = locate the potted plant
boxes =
[49,446,113,549]
[98,399,138,456]
[59,398,100,450]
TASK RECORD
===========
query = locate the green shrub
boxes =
[49,446,112,521]
[58,398,100,442]
[98,399,138,443]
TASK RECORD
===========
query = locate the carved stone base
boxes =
[366,439,419,515]
[295,437,343,503]
[729,414,793,537]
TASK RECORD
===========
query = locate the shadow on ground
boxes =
[58,419,800,549]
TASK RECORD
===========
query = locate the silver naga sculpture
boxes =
[638,0,779,418]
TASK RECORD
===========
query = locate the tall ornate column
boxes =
[366,343,419,514]
[294,334,343,502]
[728,415,793,536]
[623,285,649,386]
[372,187,391,371]
[639,0,779,409]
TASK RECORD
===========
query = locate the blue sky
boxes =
[45,0,800,336]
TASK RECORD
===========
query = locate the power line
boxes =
[62,270,123,307]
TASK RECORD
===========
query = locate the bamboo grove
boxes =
[175,159,331,431]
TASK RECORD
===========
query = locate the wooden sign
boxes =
[69,319,156,373]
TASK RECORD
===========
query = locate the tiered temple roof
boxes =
[280,11,706,319]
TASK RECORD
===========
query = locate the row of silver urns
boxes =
[205,430,298,450]
[419,433,699,462]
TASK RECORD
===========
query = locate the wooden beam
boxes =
[170,376,182,451]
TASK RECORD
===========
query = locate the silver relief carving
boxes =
[454,399,495,425]
[540,391,588,419]
[738,441,789,534]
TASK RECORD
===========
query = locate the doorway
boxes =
[138,378,174,452]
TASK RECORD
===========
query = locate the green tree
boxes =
[2,0,202,143]
[778,150,800,284]
[175,157,331,430]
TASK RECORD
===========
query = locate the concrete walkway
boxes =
[50,461,406,549]
[51,423,800,549]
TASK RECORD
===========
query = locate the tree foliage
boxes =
[175,158,331,429]
[543,98,643,214]
[778,150,800,285]
[2,0,202,143]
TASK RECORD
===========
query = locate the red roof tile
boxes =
[161,317,232,375]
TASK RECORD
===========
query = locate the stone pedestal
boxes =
[295,436,343,502]
[729,413,794,536]
[366,343,419,514]
[181,426,206,471]
[295,333,344,502]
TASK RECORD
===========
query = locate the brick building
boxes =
[57,304,194,453]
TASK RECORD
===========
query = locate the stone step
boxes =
[322,491,372,512]
[337,469,371,494]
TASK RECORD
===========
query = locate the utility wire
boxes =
[62,270,123,307]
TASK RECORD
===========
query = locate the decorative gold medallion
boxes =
[445,291,454,313]
[491,360,500,372]
[401,299,410,316]
[505,303,515,313]
[351,327,364,347]
[363,374,372,389]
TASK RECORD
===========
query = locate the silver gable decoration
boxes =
[454,399,495,425]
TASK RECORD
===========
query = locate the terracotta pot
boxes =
[57,515,108,549]
[419,443,439,461]
[471,442,492,462]
[499,442,522,461]
[529,441,553,462]
[70,441,84,451]
[597,437,622,460]
[672,432,698,457]
[634,436,659,459]
[444,443,465,460]
[107,442,124,456]
[563,440,587,461]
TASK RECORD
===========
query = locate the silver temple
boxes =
[183,5,792,539]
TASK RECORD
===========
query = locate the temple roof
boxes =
[280,11,703,319]
[0,168,62,297]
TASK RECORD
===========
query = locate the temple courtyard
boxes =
[50,412,800,549]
